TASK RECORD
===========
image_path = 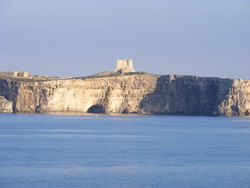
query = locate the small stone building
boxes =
[114,60,135,73]
[0,72,29,78]
[17,72,29,77]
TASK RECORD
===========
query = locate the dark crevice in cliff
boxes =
[245,110,249,116]
[35,105,42,113]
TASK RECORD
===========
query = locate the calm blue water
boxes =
[0,114,249,188]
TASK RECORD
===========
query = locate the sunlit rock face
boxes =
[0,74,249,116]
[0,96,13,113]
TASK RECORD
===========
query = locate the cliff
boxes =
[0,73,249,116]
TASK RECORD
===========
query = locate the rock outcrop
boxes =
[0,96,13,113]
[0,73,249,116]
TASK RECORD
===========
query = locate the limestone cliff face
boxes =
[140,75,250,116]
[0,74,249,116]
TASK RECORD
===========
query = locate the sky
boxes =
[0,0,249,79]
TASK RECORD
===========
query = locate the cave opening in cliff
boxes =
[87,104,106,114]
[245,110,249,116]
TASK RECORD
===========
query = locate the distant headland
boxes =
[0,60,249,116]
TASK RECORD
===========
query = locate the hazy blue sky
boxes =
[0,0,249,78]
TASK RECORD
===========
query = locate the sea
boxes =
[0,114,249,188]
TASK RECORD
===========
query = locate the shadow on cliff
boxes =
[139,75,234,116]
[0,79,20,112]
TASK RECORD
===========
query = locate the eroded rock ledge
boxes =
[0,73,249,116]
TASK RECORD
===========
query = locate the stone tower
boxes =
[114,59,135,73]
